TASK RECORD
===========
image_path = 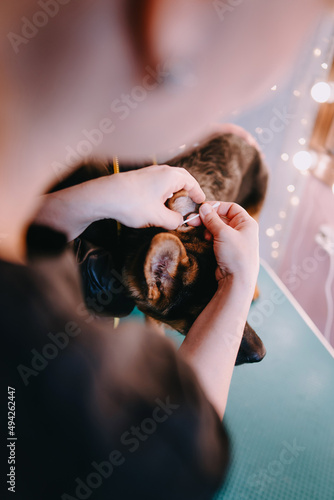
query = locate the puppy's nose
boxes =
[247,346,266,363]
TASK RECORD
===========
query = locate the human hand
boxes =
[34,165,204,241]
[197,201,259,286]
[111,165,205,229]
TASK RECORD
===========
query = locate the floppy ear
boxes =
[166,189,199,217]
[144,233,189,301]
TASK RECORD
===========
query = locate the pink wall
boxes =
[278,175,334,347]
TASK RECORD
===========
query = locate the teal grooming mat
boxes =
[166,262,334,500]
[214,261,334,500]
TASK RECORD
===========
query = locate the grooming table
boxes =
[128,262,334,499]
[168,262,334,500]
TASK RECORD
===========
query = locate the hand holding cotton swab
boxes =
[183,202,228,225]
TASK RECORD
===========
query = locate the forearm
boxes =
[34,176,121,241]
[34,165,205,239]
[179,275,255,419]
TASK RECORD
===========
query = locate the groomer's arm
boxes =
[179,202,259,419]
[35,165,205,240]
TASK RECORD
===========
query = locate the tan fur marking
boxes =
[182,258,198,286]
[246,201,263,221]
[253,284,260,301]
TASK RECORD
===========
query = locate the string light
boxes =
[299,169,309,176]
[264,40,331,264]
[292,150,317,171]
[311,81,334,103]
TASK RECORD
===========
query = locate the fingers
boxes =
[216,201,247,219]
[187,201,220,227]
[199,203,230,240]
[167,167,205,204]
[159,206,184,230]
[145,164,205,204]
[186,213,202,227]
[188,199,255,236]
[216,202,256,231]
[188,200,250,226]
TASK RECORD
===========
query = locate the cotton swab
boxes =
[183,202,228,225]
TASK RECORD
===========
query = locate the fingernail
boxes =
[200,203,212,215]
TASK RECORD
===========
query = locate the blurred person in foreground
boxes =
[0,1,329,499]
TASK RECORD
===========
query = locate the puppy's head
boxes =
[123,192,266,365]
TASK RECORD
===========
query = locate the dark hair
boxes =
[3,250,229,500]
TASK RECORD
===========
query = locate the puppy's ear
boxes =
[166,189,199,217]
[144,233,189,301]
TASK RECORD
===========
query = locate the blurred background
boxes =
[216,11,334,349]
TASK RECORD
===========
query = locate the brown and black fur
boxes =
[121,133,268,364]
[41,132,268,365]
[168,133,267,217]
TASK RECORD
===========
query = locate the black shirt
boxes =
[1,239,229,500]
